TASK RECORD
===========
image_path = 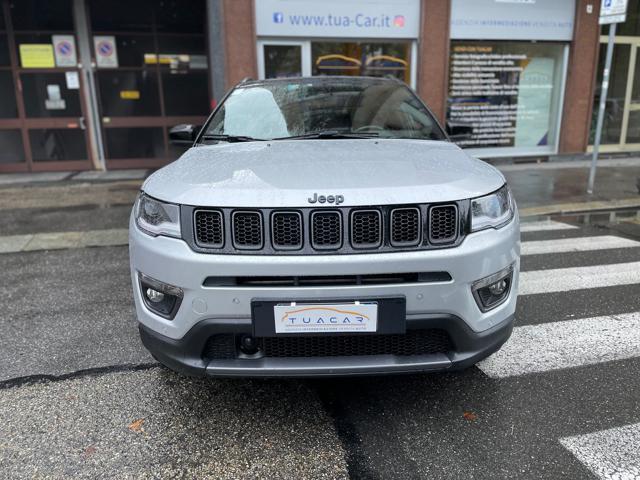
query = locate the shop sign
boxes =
[52,35,77,67]
[600,0,628,24]
[255,0,420,39]
[450,0,575,41]
[94,36,119,68]
[19,44,55,68]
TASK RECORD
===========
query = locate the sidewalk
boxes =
[0,158,639,217]
[499,157,640,216]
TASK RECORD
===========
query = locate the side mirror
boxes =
[169,124,201,145]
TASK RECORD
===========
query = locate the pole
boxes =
[207,0,227,104]
[588,22,617,194]
[73,0,106,171]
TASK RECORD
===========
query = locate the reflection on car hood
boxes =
[142,139,505,207]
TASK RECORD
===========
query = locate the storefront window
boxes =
[29,129,87,162]
[89,0,209,165]
[104,127,164,159]
[264,45,302,78]
[311,42,410,83]
[162,72,209,116]
[89,0,154,32]
[0,35,9,65]
[0,131,24,164]
[447,41,566,154]
[590,44,630,145]
[9,0,73,31]
[0,72,16,118]
[21,73,83,118]
[97,71,161,117]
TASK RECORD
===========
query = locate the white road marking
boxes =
[520,220,578,232]
[478,312,640,378]
[560,423,640,480]
[521,235,640,256]
[519,262,640,295]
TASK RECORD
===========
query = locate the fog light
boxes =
[488,279,508,296]
[145,288,165,303]
[472,265,514,312]
[138,273,183,320]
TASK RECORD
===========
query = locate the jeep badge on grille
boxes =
[308,193,344,205]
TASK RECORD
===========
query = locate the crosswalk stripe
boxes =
[520,220,578,232]
[560,423,640,480]
[521,235,640,256]
[519,262,640,295]
[477,312,640,379]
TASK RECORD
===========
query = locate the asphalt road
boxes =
[1,181,640,479]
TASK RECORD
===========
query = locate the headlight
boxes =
[471,185,514,232]
[135,193,181,238]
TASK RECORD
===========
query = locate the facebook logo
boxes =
[604,0,612,6]
[273,12,284,23]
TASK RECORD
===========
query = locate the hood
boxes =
[143,139,505,207]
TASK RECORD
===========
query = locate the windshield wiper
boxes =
[200,134,265,143]
[273,130,380,140]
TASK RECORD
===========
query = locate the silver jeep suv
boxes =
[129,76,519,377]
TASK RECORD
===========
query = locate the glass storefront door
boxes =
[88,0,210,169]
[0,0,93,172]
[591,35,640,151]
[590,1,640,152]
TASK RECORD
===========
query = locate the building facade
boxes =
[0,0,634,173]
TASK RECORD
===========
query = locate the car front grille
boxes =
[202,329,453,360]
[194,210,224,248]
[390,207,421,246]
[232,211,263,249]
[311,211,342,249]
[190,202,464,254]
[351,210,382,248]
[272,211,302,250]
[429,205,458,243]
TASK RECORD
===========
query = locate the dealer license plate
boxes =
[273,302,378,334]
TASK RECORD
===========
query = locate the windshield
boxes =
[202,78,447,142]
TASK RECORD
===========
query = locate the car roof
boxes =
[238,76,403,88]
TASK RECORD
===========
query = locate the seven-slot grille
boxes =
[429,205,458,243]
[232,211,263,249]
[194,210,224,247]
[192,204,460,253]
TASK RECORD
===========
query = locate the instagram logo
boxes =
[393,15,405,27]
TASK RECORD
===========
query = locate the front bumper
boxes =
[139,313,514,377]
[130,211,519,377]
